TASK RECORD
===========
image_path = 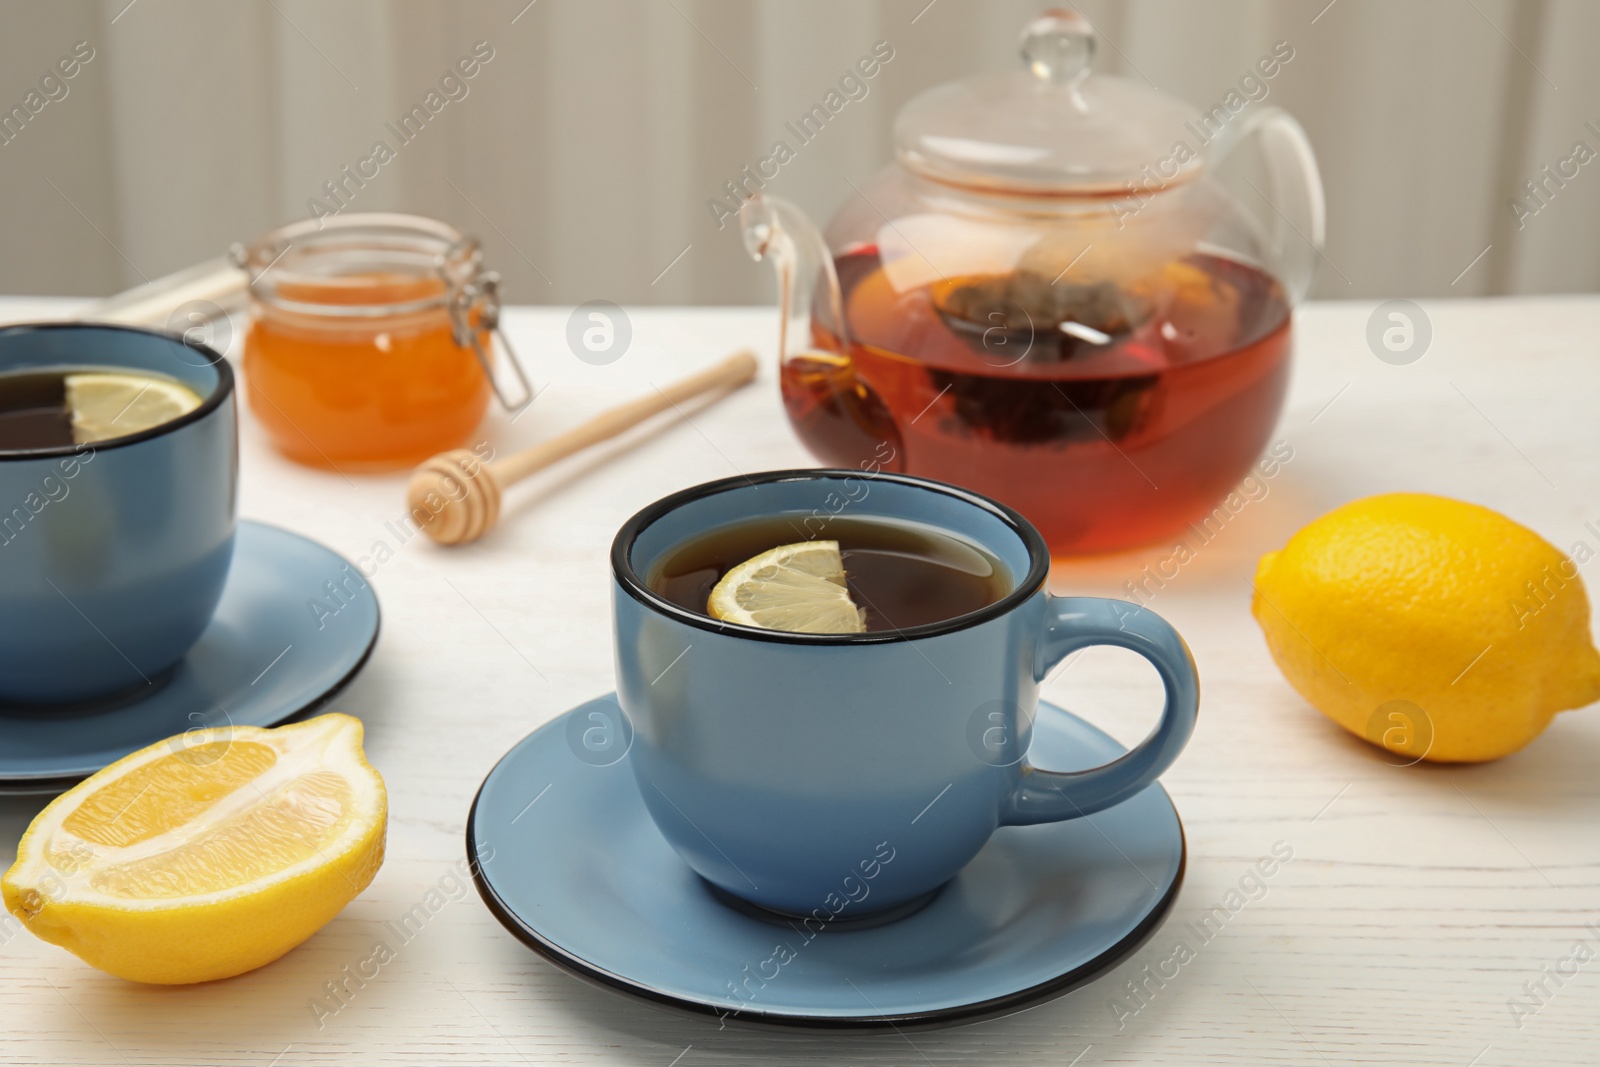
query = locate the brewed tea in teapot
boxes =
[744,9,1323,554]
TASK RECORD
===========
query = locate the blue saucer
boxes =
[468,694,1185,1028]
[0,520,379,792]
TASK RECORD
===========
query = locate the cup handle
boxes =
[1001,597,1199,826]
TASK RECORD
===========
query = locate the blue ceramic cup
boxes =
[0,323,237,705]
[612,470,1199,918]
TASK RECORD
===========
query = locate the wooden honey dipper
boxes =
[407,349,758,546]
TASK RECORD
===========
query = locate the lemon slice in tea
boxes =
[706,540,866,634]
[65,371,202,444]
[1,714,386,984]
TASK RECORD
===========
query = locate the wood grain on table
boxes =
[2,297,1597,1066]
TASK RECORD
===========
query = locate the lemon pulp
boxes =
[706,540,866,634]
[65,371,202,443]
[2,714,386,984]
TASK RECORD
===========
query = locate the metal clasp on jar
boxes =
[447,267,535,417]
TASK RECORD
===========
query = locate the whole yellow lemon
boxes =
[1252,493,1600,762]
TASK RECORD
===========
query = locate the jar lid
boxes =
[893,9,1202,196]
[233,213,482,317]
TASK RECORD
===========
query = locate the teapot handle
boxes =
[1207,107,1326,305]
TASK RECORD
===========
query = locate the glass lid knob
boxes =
[1020,8,1096,85]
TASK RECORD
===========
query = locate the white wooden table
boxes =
[2,296,1597,1066]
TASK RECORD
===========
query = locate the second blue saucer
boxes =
[469,693,1185,1028]
[0,520,379,791]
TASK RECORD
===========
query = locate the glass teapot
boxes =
[741,9,1323,555]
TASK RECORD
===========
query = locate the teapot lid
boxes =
[894,9,1202,196]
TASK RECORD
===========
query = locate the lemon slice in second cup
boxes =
[706,540,866,634]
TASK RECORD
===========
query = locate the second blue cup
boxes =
[611,469,1199,918]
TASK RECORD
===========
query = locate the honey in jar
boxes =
[237,214,527,472]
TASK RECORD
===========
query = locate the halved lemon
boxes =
[65,371,202,444]
[1,713,386,984]
[706,540,866,634]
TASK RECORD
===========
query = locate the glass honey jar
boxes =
[234,213,530,471]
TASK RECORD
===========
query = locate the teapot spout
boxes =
[740,193,849,361]
[739,192,903,474]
